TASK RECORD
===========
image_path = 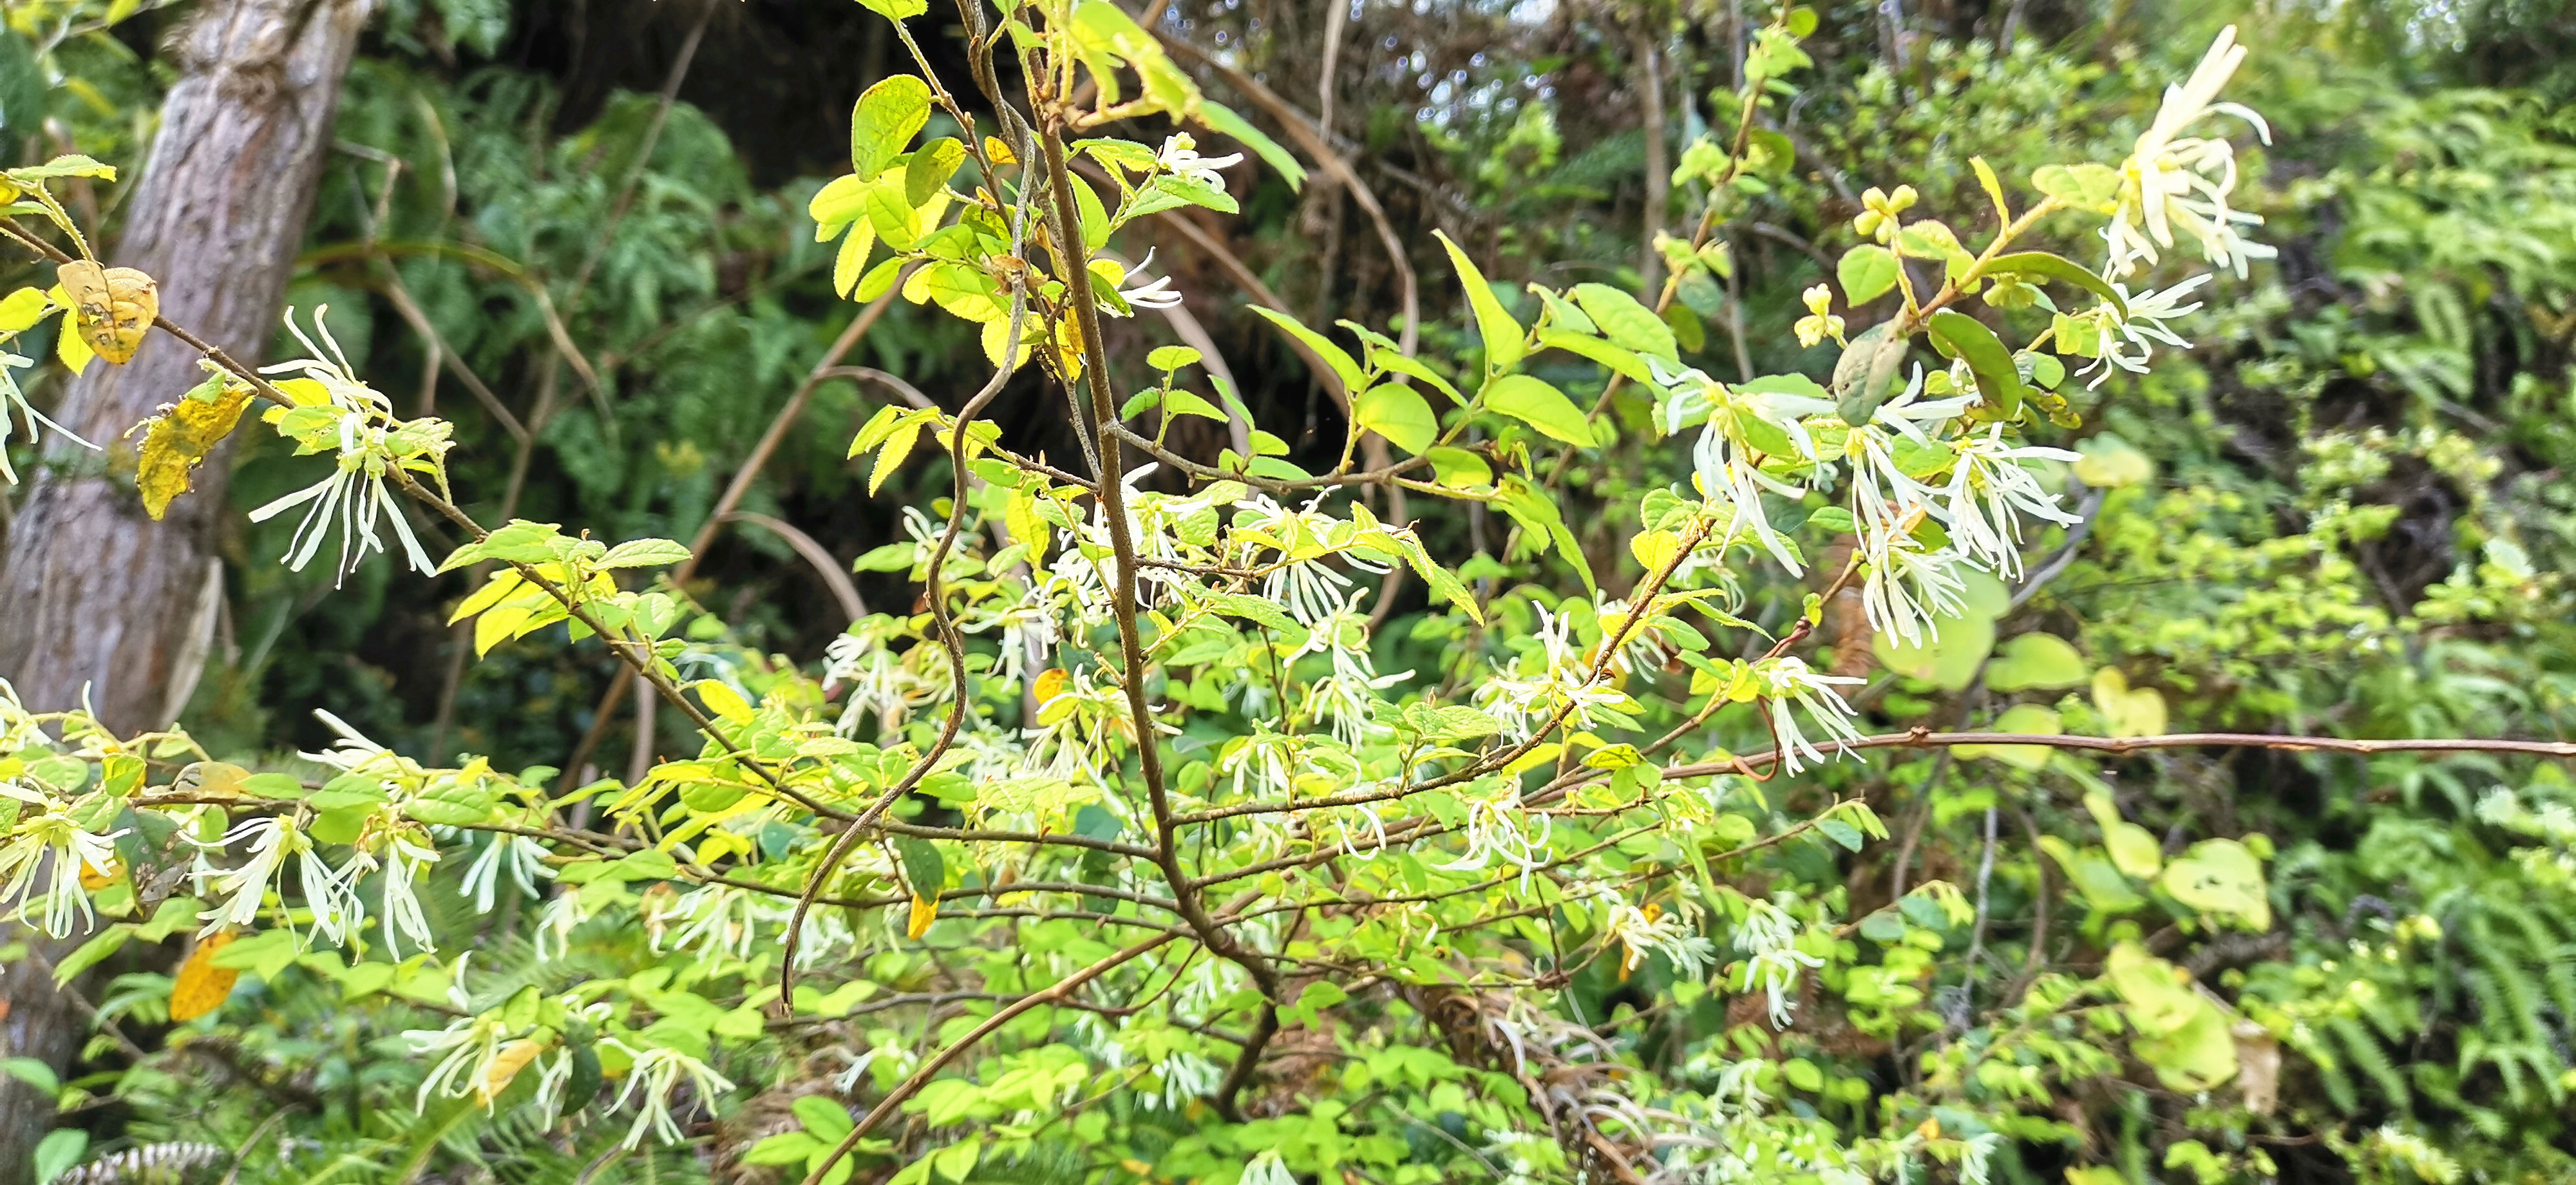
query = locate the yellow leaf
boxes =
[0,286,52,332]
[477,1039,546,1106]
[170,933,241,1022]
[694,679,755,723]
[274,377,334,406]
[55,307,93,374]
[2092,667,2168,739]
[56,260,156,365]
[1629,529,1681,574]
[475,603,531,657]
[833,217,878,299]
[907,894,938,938]
[134,381,254,520]
[448,571,527,625]
[1006,486,1049,564]
[1501,743,1562,779]
[981,314,1032,369]
[1033,668,1071,706]
[77,853,120,891]
[871,421,922,497]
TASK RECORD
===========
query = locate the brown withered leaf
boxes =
[57,260,156,365]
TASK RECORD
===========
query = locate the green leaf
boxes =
[1535,328,1654,384]
[2038,835,2148,915]
[33,1130,84,1185]
[50,927,129,985]
[810,174,871,233]
[2030,162,2122,213]
[1203,591,1299,634]
[1195,100,1305,190]
[852,0,929,20]
[1871,610,1994,690]
[1434,230,1523,372]
[905,137,967,206]
[1162,389,1227,422]
[1837,244,1899,305]
[1924,309,2028,421]
[744,1133,823,1166]
[855,256,906,303]
[793,1095,858,1142]
[1147,345,1202,371]
[851,76,933,181]
[1248,306,1363,397]
[1830,322,1908,426]
[895,837,947,897]
[1356,385,1437,453]
[1985,251,2126,318]
[1484,374,1591,446]
[1423,446,1492,489]
[1,1057,58,1095]
[598,538,694,569]
[1984,632,2088,692]
[1664,302,1705,354]
[1569,283,1676,362]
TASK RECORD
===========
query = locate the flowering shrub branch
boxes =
[2,7,2566,1185]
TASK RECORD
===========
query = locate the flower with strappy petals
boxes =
[0,782,127,938]
[2105,26,2275,279]
[1155,133,1244,192]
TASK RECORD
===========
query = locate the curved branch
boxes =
[718,511,866,623]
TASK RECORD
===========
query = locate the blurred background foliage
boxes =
[5,0,2576,1179]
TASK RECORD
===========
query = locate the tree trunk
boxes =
[0,1,370,1177]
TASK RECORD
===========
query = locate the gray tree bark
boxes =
[0,1,371,1177]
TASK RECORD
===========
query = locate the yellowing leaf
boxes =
[2160,839,2271,931]
[2073,433,2154,488]
[810,173,871,234]
[134,380,254,520]
[1984,632,2088,692]
[907,894,938,938]
[2083,790,2163,880]
[2092,667,2168,739]
[851,76,932,180]
[170,932,240,1022]
[1955,703,2061,770]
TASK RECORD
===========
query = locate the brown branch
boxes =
[799,932,1181,1185]
[558,277,908,790]
[718,511,866,623]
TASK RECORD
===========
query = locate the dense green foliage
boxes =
[2,1,2574,1183]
